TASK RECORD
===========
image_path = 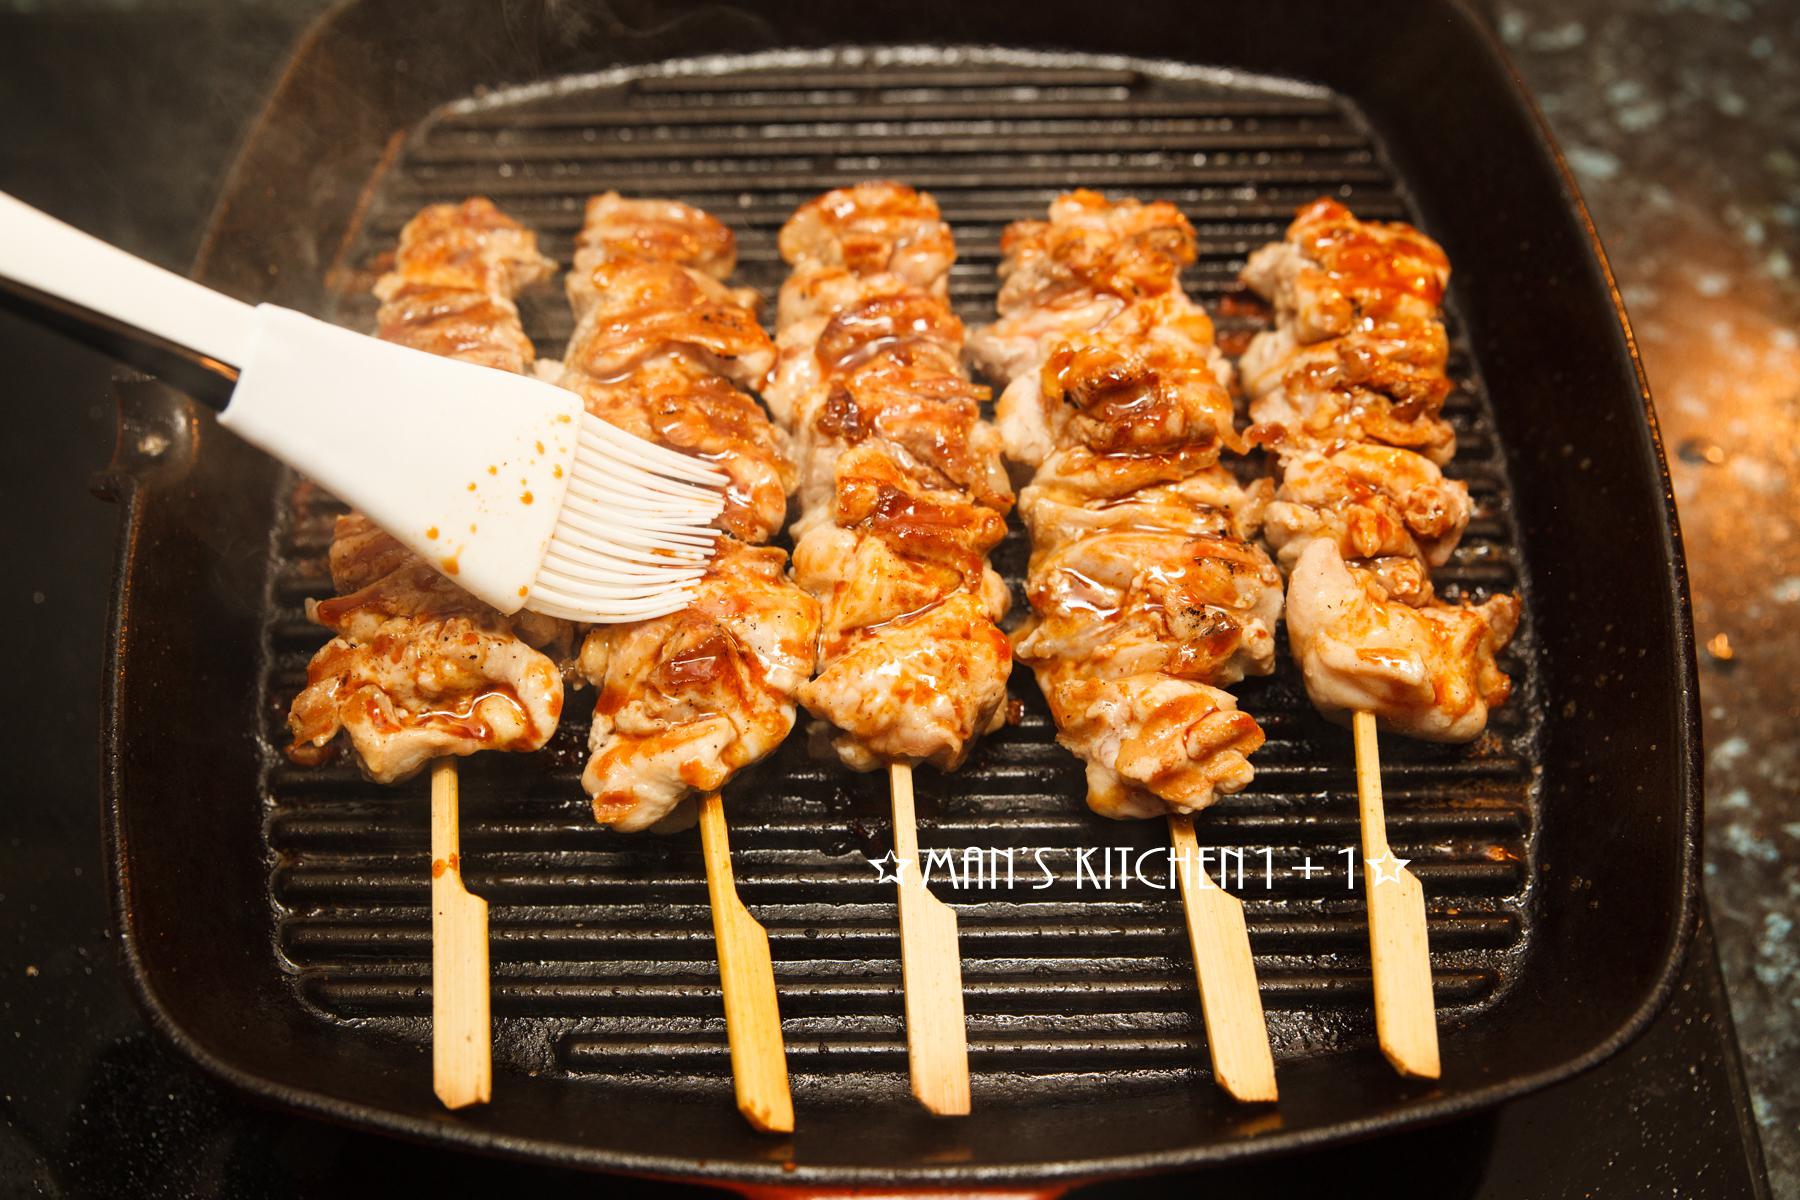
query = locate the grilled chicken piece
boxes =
[288,199,570,780]
[1241,329,1456,465]
[1015,527,1282,689]
[995,329,1241,470]
[372,197,556,307]
[772,289,1013,515]
[573,191,738,280]
[771,286,967,419]
[1237,312,1450,394]
[558,194,817,830]
[788,445,1013,766]
[324,507,417,591]
[994,189,1196,313]
[766,269,921,420]
[1285,538,1519,742]
[1260,442,1471,573]
[371,198,553,372]
[778,264,914,331]
[1033,662,1263,820]
[290,542,570,785]
[321,513,573,652]
[804,361,1013,515]
[975,287,1234,409]
[799,590,1012,773]
[290,615,565,785]
[772,184,1014,772]
[374,288,538,374]
[580,542,819,831]
[1024,443,1241,506]
[1018,466,1269,553]
[563,257,776,389]
[1022,510,1288,683]
[968,191,1200,381]
[778,181,956,293]
[793,445,1010,656]
[1238,198,1457,463]
[1240,197,1450,344]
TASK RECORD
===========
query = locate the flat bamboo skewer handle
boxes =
[431,759,492,1109]
[1352,710,1441,1079]
[889,763,972,1116]
[1168,814,1279,1103]
[697,791,795,1134]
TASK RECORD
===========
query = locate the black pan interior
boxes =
[101,0,1699,1186]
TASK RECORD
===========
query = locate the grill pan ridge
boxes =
[103,2,1699,1186]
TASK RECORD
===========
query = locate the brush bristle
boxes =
[522,413,727,622]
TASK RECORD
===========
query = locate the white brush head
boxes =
[221,305,723,624]
[524,412,727,622]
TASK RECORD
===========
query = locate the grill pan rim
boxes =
[99,0,1703,1184]
[1476,0,1703,1089]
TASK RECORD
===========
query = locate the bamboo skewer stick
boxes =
[888,763,972,1116]
[697,791,795,1133]
[430,760,492,1109]
[1352,711,1441,1079]
[1167,814,1279,1102]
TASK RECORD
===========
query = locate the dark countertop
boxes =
[0,0,1790,1195]
[1490,1,1799,1191]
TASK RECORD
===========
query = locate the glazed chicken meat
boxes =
[767,182,1015,773]
[976,191,1283,820]
[559,248,788,545]
[571,191,740,281]
[581,541,819,831]
[1284,539,1518,742]
[1260,441,1471,575]
[1241,199,1521,742]
[771,286,1012,517]
[561,194,820,831]
[1238,197,1456,464]
[287,199,573,783]
[1029,665,1264,820]
[995,327,1243,471]
[776,182,957,293]
[970,189,1211,382]
[1016,527,1282,690]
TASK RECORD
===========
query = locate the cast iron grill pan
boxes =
[105,4,1698,1185]
[265,56,1536,1099]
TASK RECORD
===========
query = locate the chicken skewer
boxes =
[286,197,572,1108]
[766,182,1019,1116]
[558,193,820,1131]
[970,190,1279,1103]
[1240,198,1522,1078]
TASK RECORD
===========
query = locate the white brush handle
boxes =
[0,191,719,625]
[0,191,254,373]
